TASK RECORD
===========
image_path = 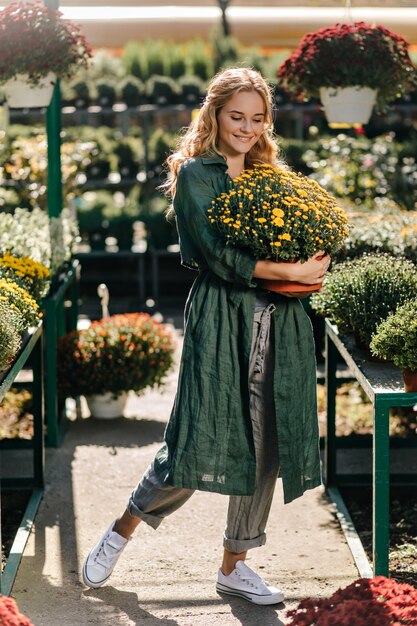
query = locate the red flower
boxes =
[0,1,92,86]
[277,21,417,111]
[0,595,34,626]
[286,577,417,626]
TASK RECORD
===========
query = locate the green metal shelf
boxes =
[0,323,44,596]
[324,319,417,577]
[42,259,80,446]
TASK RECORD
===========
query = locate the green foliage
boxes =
[122,40,167,81]
[370,299,417,371]
[210,25,239,72]
[122,42,144,80]
[311,254,417,347]
[146,75,179,105]
[117,75,145,107]
[95,78,117,108]
[147,128,177,169]
[186,39,213,81]
[57,313,176,397]
[62,78,92,107]
[177,75,205,106]
[0,301,21,372]
[88,49,125,81]
[168,45,187,79]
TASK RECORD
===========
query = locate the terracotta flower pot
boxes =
[403,368,417,393]
[260,254,325,295]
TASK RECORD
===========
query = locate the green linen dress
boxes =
[154,153,321,504]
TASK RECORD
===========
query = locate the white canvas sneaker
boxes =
[82,521,130,588]
[216,560,285,605]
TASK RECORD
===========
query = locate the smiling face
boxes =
[217,89,266,162]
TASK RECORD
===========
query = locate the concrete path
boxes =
[11,325,359,626]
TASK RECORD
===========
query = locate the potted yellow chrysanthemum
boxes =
[208,163,350,294]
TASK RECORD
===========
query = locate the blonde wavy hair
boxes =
[163,67,282,200]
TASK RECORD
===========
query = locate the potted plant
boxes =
[0,300,22,373]
[370,298,417,392]
[0,251,50,303]
[311,253,417,348]
[286,576,417,625]
[277,22,417,125]
[146,75,179,106]
[0,1,92,108]
[57,313,176,418]
[117,76,145,108]
[177,75,205,106]
[208,163,350,294]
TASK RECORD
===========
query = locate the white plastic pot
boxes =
[319,86,377,126]
[4,72,56,109]
[85,391,128,419]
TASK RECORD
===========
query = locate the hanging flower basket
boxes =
[4,72,56,109]
[0,2,91,105]
[319,86,377,126]
[277,22,417,120]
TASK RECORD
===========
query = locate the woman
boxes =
[82,67,330,605]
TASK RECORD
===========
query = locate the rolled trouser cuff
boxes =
[223,531,267,553]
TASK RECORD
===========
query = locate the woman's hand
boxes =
[253,251,331,284]
[285,252,331,285]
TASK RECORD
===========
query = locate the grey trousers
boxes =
[128,297,280,553]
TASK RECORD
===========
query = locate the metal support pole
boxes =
[218,0,230,36]
[32,332,45,489]
[44,297,59,446]
[373,398,390,576]
[45,0,62,218]
[46,80,63,218]
[324,330,338,486]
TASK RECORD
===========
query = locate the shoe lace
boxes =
[237,568,265,589]
[94,538,119,569]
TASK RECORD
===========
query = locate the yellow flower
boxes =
[257,218,267,223]
[280,233,291,241]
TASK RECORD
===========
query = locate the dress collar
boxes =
[201,152,228,167]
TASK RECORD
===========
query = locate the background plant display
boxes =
[311,254,417,347]
[277,22,417,110]
[301,132,417,211]
[335,203,417,263]
[57,313,175,399]
[208,164,349,262]
[0,207,78,277]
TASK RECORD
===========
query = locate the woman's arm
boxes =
[175,162,258,287]
[253,251,331,285]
